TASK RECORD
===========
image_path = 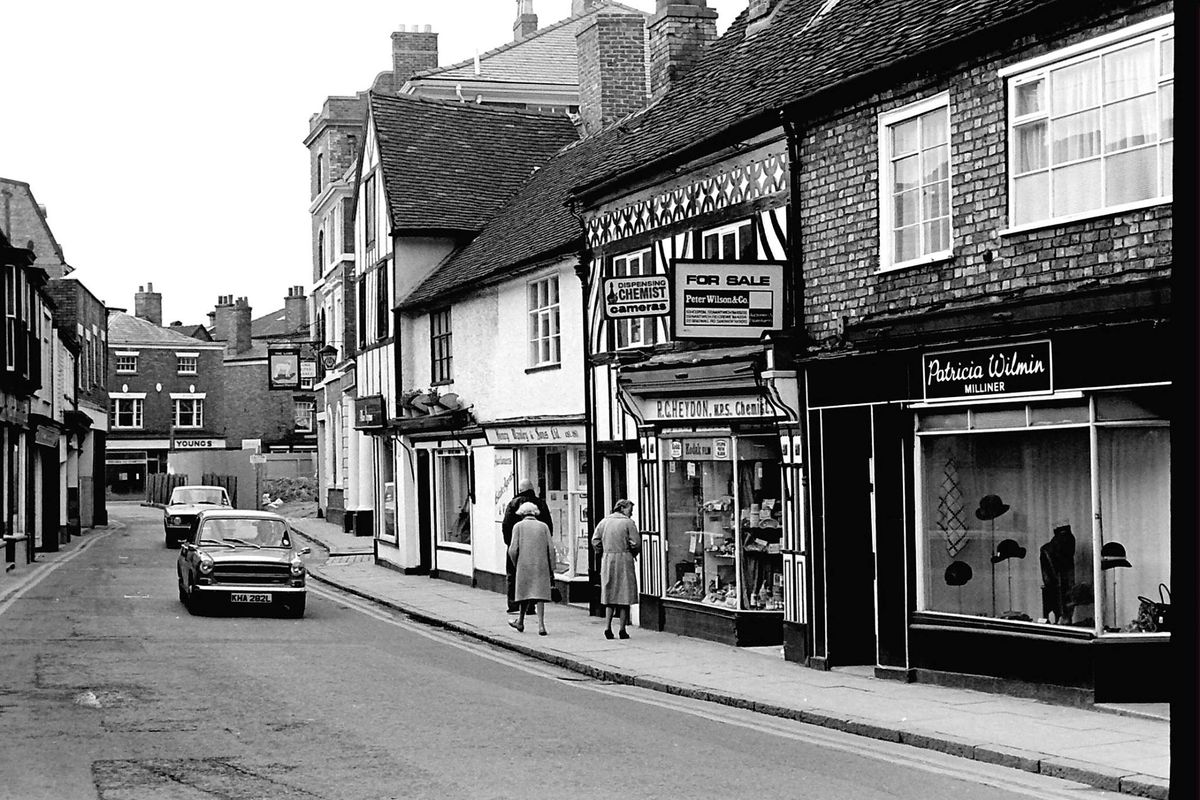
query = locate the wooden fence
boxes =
[146,474,189,506]
[201,473,239,508]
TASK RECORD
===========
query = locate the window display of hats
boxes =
[975,493,1010,616]
[1100,541,1132,631]
[944,559,973,614]
[990,538,1027,619]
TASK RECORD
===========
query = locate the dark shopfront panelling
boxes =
[654,597,782,648]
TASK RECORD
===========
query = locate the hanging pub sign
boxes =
[268,346,301,390]
[354,394,386,430]
[603,275,670,319]
[923,340,1053,401]
[671,259,785,339]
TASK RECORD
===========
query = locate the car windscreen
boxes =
[171,488,227,506]
[197,518,291,548]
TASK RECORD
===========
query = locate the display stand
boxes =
[975,494,1010,617]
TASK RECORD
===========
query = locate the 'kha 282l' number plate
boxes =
[230,593,272,603]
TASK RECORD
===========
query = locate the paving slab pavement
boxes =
[289,515,1171,799]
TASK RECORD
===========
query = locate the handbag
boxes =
[1135,584,1171,633]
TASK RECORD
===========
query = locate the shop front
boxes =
[484,419,591,604]
[807,311,1172,701]
[615,346,803,647]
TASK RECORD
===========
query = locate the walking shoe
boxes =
[508,620,524,633]
[604,629,614,640]
[618,630,630,639]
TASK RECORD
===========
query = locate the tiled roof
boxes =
[399,137,602,309]
[251,307,289,338]
[168,324,213,342]
[371,93,580,233]
[109,311,223,347]
[0,178,70,276]
[574,0,1070,196]
[412,2,646,88]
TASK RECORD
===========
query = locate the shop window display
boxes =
[919,400,1171,635]
[663,435,784,611]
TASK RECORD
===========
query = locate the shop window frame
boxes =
[912,390,1171,638]
[434,449,473,551]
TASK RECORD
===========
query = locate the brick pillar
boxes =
[648,0,717,101]
[391,25,439,86]
[576,11,649,137]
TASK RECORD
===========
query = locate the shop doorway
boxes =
[416,450,432,573]
[818,406,878,666]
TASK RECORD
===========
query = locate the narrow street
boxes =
[0,504,1125,800]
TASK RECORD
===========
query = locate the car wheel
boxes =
[178,580,187,604]
[286,596,306,619]
[184,584,203,615]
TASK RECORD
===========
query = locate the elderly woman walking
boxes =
[507,502,556,636]
[591,499,640,639]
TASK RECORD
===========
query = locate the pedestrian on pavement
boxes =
[501,479,553,614]
[507,502,556,636]
[591,499,640,640]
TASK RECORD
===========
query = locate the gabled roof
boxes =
[168,323,213,342]
[400,137,601,309]
[370,93,579,233]
[574,0,1073,197]
[0,178,71,277]
[251,307,290,339]
[109,311,223,347]
[411,2,646,88]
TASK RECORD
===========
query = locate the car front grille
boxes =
[210,563,293,586]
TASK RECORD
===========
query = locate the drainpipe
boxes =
[568,198,601,618]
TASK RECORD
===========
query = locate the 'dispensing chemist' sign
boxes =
[923,341,1053,400]
[603,275,670,319]
[672,260,785,339]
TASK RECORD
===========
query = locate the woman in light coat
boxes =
[507,502,556,635]
[591,499,640,639]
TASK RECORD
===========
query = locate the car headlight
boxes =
[198,552,214,574]
[289,555,305,576]
[170,516,182,525]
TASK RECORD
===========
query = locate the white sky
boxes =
[2,1,740,326]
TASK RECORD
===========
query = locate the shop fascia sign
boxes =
[354,394,386,430]
[671,259,785,340]
[923,340,1053,401]
[174,437,224,450]
[639,395,781,422]
[603,275,670,319]
[484,424,584,446]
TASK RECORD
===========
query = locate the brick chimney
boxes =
[134,282,163,326]
[648,0,717,101]
[514,0,538,39]
[228,296,252,355]
[392,25,439,86]
[284,285,309,335]
[212,294,235,342]
[571,0,603,15]
[576,11,649,137]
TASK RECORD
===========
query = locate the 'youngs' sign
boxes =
[923,341,1052,400]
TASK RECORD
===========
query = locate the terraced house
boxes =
[572,0,1174,702]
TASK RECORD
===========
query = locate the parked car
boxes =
[177,509,310,618]
[163,485,231,547]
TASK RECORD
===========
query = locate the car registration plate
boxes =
[231,593,272,604]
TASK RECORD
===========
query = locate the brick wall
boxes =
[107,347,225,441]
[577,11,649,137]
[45,278,109,408]
[647,1,717,101]
[392,28,439,87]
[799,2,1173,347]
[221,360,312,448]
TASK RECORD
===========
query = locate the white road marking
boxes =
[308,584,1122,800]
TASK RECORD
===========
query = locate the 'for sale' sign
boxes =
[672,260,785,339]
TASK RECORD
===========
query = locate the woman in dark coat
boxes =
[591,499,640,639]
[507,502,556,635]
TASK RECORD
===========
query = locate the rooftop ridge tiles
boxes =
[370,89,576,123]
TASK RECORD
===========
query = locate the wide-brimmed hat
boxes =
[516,502,540,517]
[1100,541,1132,570]
[944,560,973,586]
[990,538,1027,564]
[975,494,1010,521]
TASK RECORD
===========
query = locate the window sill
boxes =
[877,250,954,273]
[430,379,453,388]
[999,196,1171,238]
[436,543,471,553]
[525,362,561,374]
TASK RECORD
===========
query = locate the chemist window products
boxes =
[916,389,1169,635]
[662,434,784,611]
